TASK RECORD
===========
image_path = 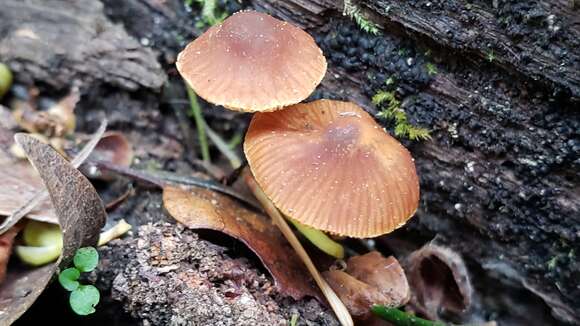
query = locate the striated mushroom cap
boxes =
[176,10,327,112]
[244,99,419,238]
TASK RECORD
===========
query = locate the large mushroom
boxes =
[176,10,326,112]
[244,99,420,238]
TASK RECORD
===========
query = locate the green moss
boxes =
[343,0,381,35]
[373,90,431,141]
[425,63,438,76]
[186,0,227,28]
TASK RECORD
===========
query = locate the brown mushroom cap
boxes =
[244,99,419,238]
[176,10,327,112]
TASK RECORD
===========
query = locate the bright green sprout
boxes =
[343,0,381,35]
[372,305,448,326]
[373,90,431,141]
[58,247,101,316]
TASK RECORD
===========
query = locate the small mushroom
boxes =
[406,244,473,320]
[244,99,420,238]
[176,10,327,112]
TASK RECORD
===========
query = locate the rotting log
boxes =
[1,0,578,325]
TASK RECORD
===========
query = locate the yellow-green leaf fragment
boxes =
[15,245,62,266]
[23,220,62,247]
[0,63,12,98]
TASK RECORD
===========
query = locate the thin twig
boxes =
[0,120,108,235]
[93,161,261,211]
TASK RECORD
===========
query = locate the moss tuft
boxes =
[373,90,431,141]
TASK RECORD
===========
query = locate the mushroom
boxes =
[176,11,354,325]
[176,10,327,112]
[244,99,420,238]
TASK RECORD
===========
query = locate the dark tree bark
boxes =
[1,0,578,325]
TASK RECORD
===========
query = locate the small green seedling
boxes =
[58,247,100,315]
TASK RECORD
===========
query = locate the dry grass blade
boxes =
[0,120,107,235]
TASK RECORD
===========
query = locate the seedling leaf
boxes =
[73,247,99,272]
[58,268,80,291]
[70,285,100,315]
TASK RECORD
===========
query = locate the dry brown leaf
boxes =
[347,252,410,305]
[0,134,106,324]
[324,252,410,319]
[406,244,473,320]
[0,120,106,232]
[0,160,57,223]
[163,185,320,301]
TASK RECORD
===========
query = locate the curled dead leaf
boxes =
[162,185,319,301]
[83,131,134,180]
[324,251,410,319]
[406,244,473,320]
[0,133,106,324]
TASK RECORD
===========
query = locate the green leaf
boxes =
[371,305,447,326]
[58,268,80,291]
[70,285,100,315]
[73,247,99,272]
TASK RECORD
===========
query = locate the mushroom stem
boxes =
[244,172,353,326]
[289,219,344,259]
